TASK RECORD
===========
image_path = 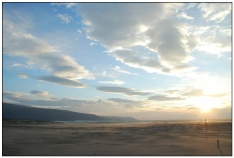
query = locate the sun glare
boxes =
[189,96,219,113]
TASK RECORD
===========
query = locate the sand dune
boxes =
[2,121,232,156]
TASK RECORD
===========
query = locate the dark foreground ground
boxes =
[2,121,232,156]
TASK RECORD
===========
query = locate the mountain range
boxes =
[2,102,136,122]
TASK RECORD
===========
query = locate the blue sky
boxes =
[3,3,232,120]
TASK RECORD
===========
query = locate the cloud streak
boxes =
[51,3,77,8]
[16,73,30,79]
[183,89,203,97]
[199,3,231,23]
[96,86,152,96]
[108,98,141,104]
[3,10,93,86]
[99,80,124,85]
[177,12,194,20]
[148,94,185,101]
[38,75,87,88]
[30,90,49,96]
[113,66,137,75]
[58,14,73,23]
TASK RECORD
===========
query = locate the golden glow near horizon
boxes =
[188,96,221,113]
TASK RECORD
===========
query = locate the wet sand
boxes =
[2,121,232,156]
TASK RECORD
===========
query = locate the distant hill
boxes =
[2,102,136,122]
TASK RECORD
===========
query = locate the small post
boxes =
[217,139,220,148]
[205,118,207,129]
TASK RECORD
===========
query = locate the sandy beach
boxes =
[2,121,232,156]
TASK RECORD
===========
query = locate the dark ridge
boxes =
[2,102,136,122]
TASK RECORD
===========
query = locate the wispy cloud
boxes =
[99,80,124,85]
[96,86,152,96]
[108,98,144,108]
[30,90,57,100]
[177,12,194,20]
[58,14,73,23]
[12,63,22,67]
[108,98,140,104]
[113,49,195,75]
[183,89,203,97]
[3,91,57,103]
[183,88,228,98]
[51,3,77,8]
[90,42,98,46]
[30,90,49,96]
[3,10,93,85]
[148,94,185,101]
[160,86,229,99]
[181,24,231,56]
[113,66,137,75]
[38,75,87,88]
[199,3,231,23]
[16,73,30,79]
[185,3,197,10]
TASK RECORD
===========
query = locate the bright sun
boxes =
[190,96,218,113]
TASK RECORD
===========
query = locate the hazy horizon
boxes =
[3,3,231,120]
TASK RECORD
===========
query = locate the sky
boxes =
[2,2,232,120]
